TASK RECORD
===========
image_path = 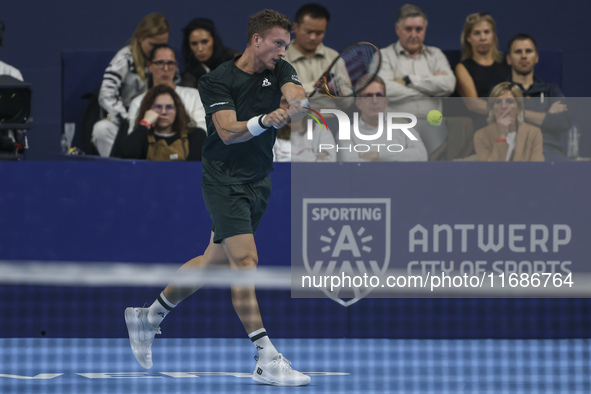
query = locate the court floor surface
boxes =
[1,338,589,393]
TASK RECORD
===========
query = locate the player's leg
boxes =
[124,231,228,369]
[221,233,264,333]
[221,233,310,386]
[161,231,229,305]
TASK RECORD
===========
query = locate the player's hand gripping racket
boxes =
[309,42,381,97]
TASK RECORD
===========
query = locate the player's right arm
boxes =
[211,110,251,145]
[213,109,289,145]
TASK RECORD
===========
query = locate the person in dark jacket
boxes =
[506,33,571,161]
[180,18,240,88]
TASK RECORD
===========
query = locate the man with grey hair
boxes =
[378,4,455,157]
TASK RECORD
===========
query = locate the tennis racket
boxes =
[309,41,381,97]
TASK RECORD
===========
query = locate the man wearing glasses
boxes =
[337,76,427,162]
[126,44,206,134]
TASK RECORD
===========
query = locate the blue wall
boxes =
[2,0,590,158]
[1,161,590,339]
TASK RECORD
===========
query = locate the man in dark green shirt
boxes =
[125,9,310,387]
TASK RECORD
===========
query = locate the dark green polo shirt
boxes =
[199,57,301,185]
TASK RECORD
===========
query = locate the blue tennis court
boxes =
[1,338,589,393]
[2,162,591,393]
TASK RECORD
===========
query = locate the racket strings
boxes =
[328,44,380,95]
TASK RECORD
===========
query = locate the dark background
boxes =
[1,0,589,159]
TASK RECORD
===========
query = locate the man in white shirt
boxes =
[0,24,26,157]
[285,4,338,95]
[378,4,455,155]
[0,20,23,81]
[0,60,23,81]
[337,77,427,162]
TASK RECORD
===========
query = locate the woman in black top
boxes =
[120,85,205,161]
[455,13,510,128]
[180,18,240,88]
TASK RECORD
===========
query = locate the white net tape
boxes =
[1,260,590,297]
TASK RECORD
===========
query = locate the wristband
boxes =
[258,114,268,129]
[247,115,268,136]
[139,120,151,129]
[260,114,280,130]
[495,138,507,143]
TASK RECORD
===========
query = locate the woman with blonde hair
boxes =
[455,13,510,127]
[92,13,170,157]
[474,82,544,161]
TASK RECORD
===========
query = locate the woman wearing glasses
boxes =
[126,44,206,135]
[92,13,170,157]
[119,85,206,161]
[474,82,544,161]
[455,13,510,129]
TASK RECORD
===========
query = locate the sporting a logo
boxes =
[302,198,391,306]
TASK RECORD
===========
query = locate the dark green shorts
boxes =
[202,176,272,244]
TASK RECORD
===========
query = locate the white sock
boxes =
[249,328,279,363]
[147,292,176,327]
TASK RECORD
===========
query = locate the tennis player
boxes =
[125,9,310,386]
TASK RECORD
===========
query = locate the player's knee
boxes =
[235,254,258,269]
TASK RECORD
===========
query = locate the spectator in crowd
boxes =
[273,95,336,162]
[377,4,455,157]
[455,12,510,129]
[119,85,205,161]
[474,82,544,161]
[180,18,240,89]
[0,20,25,158]
[506,33,570,161]
[0,20,22,80]
[337,77,427,162]
[127,44,206,134]
[285,3,338,94]
[0,60,21,80]
[92,13,170,157]
[0,55,22,81]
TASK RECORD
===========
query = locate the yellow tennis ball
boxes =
[427,110,443,126]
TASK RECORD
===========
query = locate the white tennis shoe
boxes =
[252,354,311,386]
[124,307,161,369]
